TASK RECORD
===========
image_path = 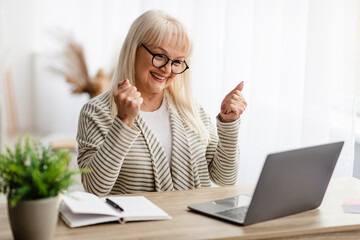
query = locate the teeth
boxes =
[151,72,166,80]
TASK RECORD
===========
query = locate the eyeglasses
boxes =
[141,44,189,74]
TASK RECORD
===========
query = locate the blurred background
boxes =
[0,0,359,189]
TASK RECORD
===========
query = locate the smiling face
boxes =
[134,41,187,100]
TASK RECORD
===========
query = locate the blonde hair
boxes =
[110,10,209,140]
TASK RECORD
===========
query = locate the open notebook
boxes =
[60,191,171,228]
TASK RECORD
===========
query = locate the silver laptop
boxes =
[188,141,344,225]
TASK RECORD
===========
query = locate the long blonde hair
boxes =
[110,10,209,140]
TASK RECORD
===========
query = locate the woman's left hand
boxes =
[219,81,247,123]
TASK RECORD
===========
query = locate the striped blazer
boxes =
[76,90,241,196]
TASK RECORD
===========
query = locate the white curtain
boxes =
[183,0,358,184]
[0,0,9,151]
[2,0,359,184]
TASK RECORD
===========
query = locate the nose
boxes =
[161,61,172,74]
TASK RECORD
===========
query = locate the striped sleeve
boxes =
[206,114,241,186]
[77,104,140,196]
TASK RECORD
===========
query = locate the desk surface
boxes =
[2,178,360,240]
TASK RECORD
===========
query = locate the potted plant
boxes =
[0,136,79,240]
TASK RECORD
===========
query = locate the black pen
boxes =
[106,198,124,212]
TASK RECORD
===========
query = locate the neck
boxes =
[140,92,164,112]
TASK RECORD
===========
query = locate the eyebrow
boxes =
[153,46,185,59]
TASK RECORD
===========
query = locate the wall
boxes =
[1,0,359,185]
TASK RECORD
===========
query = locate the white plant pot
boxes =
[7,196,60,240]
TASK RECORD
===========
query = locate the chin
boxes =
[150,87,166,94]
[151,81,168,92]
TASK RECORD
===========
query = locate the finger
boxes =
[233,90,244,98]
[132,91,141,98]
[224,101,246,115]
[223,81,244,100]
[231,104,240,116]
[239,105,246,115]
[227,98,243,108]
[114,85,131,100]
[227,92,244,102]
[222,102,233,114]
[118,79,130,89]
[115,88,135,103]
[222,93,235,109]
[116,86,131,98]
[224,104,236,115]
[124,89,142,102]
[221,94,243,110]
[124,92,141,103]
[234,81,244,92]
[124,86,139,97]
[117,80,125,88]
[222,90,247,108]
[123,85,135,93]
[223,89,235,102]
[231,96,247,107]
[222,82,244,105]
[131,97,143,108]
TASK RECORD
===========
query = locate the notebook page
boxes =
[62,191,119,216]
[103,196,171,221]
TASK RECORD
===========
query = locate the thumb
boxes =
[234,81,244,92]
[118,79,129,88]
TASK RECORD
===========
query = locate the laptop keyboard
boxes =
[216,206,248,222]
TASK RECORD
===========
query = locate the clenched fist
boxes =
[220,81,247,123]
[113,80,143,128]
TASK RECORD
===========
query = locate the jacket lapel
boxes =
[167,102,200,190]
[134,96,201,191]
[134,115,174,191]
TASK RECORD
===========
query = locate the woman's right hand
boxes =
[113,80,143,128]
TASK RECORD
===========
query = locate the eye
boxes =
[154,54,167,61]
[172,60,183,67]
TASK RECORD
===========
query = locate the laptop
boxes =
[188,141,344,225]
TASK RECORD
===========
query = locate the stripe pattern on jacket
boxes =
[76,90,241,196]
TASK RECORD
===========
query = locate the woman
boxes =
[77,10,247,196]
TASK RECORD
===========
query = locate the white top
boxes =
[139,98,172,164]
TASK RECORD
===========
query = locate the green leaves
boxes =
[0,136,80,207]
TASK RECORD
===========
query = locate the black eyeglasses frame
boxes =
[141,44,189,75]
